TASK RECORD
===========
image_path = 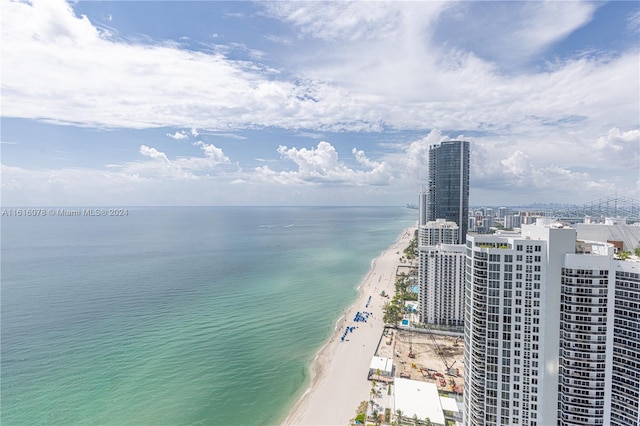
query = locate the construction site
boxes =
[375,327,465,395]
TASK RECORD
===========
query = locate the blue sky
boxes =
[1,0,639,206]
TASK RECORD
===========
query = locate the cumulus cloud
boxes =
[255,141,392,186]
[140,145,169,161]
[192,141,230,164]
[115,142,230,180]
[352,148,378,168]
[588,128,640,168]
[132,145,196,180]
[167,131,189,140]
[470,143,618,200]
[402,130,451,180]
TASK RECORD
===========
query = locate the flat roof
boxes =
[369,356,393,373]
[394,378,445,425]
[439,396,459,413]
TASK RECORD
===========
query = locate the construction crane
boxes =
[425,325,457,375]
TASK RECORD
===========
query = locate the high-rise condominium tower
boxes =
[427,140,470,244]
[417,219,465,326]
[463,219,640,426]
[418,242,465,326]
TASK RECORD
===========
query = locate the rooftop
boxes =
[394,378,445,425]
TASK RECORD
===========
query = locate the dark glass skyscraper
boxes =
[426,140,470,243]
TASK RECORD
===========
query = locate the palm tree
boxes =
[372,410,381,426]
[395,409,403,426]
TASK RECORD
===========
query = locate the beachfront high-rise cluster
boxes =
[417,141,470,328]
[463,219,640,426]
[415,139,639,425]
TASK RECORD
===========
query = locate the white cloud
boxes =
[167,131,189,140]
[587,128,640,169]
[131,145,196,180]
[469,141,623,202]
[2,0,636,138]
[1,1,638,206]
[140,145,169,161]
[255,141,392,186]
[263,2,411,42]
[2,1,337,130]
[627,9,640,33]
[401,130,452,182]
[192,141,230,164]
[435,2,597,66]
[114,142,230,180]
[351,148,377,168]
[3,126,637,206]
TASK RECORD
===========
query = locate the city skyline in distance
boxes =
[1,1,639,207]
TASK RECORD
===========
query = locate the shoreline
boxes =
[281,226,416,425]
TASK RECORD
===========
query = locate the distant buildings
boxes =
[504,214,522,230]
[463,219,640,426]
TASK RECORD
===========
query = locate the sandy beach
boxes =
[282,227,416,426]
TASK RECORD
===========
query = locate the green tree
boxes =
[372,410,380,426]
[634,247,640,257]
[619,251,631,260]
[383,301,401,324]
[395,409,403,426]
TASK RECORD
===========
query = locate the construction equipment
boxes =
[407,332,415,358]
[424,325,458,374]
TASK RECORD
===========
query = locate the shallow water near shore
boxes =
[2,206,415,425]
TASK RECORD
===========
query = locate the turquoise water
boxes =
[1,207,415,425]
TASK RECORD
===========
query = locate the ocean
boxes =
[1,206,416,425]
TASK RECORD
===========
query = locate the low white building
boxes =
[439,395,462,423]
[369,356,393,378]
[394,378,445,425]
